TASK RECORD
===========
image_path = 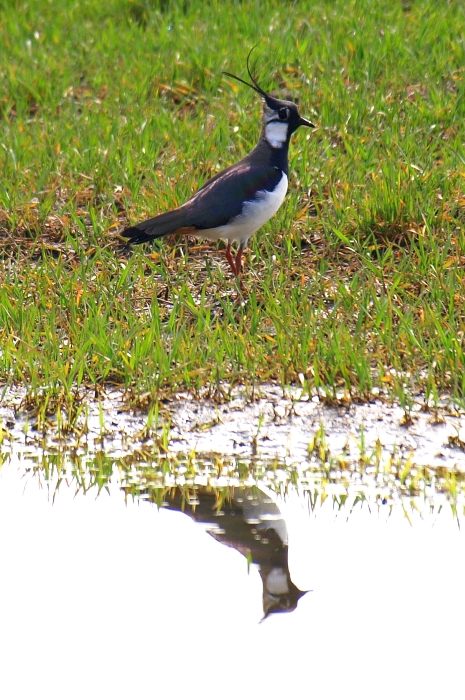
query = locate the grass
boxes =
[1,0,465,417]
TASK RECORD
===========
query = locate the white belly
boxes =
[198,172,288,246]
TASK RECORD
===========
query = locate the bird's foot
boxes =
[225,243,238,276]
[234,247,244,276]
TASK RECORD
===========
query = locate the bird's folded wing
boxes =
[184,162,282,230]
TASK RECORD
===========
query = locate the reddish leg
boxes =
[225,242,237,276]
[234,245,244,275]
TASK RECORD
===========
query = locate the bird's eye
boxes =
[278,107,289,120]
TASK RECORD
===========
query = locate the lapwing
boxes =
[122,53,314,277]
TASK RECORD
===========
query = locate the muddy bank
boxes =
[1,384,464,470]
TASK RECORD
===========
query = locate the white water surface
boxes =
[0,461,464,700]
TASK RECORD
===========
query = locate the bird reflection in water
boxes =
[159,486,307,619]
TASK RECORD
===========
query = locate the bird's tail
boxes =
[122,207,190,245]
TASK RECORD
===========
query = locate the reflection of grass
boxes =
[6,434,464,517]
[1,0,465,418]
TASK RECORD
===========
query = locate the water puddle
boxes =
[1,384,465,697]
[0,453,464,699]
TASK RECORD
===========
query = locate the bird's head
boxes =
[223,50,314,149]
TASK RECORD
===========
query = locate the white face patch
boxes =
[266,567,289,595]
[265,119,288,148]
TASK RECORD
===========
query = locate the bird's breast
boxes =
[239,171,288,231]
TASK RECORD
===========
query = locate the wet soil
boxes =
[1,384,464,470]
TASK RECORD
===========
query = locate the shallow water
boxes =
[1,384,465,698]
[0,457,464,700]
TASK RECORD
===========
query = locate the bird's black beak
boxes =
[299,116,315,128]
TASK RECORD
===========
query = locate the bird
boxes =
[122,51,314,278]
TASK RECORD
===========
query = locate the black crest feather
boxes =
[223,46,272,100]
